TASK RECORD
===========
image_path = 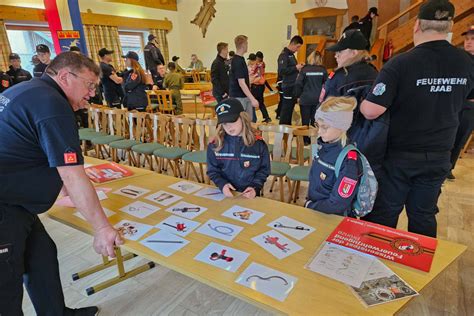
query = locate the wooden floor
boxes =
[22,105,474,315]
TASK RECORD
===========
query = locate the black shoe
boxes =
[65,306,99,316]
[263,118,272,123]
[446,171,455,180]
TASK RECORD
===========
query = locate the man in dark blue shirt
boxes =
[98,48,124,108]
[0,52,122,315]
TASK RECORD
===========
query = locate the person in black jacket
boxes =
[122,51,148,111]
[278,35,304,125]
[144,34,165,79]
[7,53,32,86]
[294,51,327,129]
[0,70,12,93]
[358,7,379,49]
[207,98,270,198]
[343,15,360,33]
[211,42,230,102]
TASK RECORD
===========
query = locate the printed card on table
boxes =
[222,205,265,225]
[119,201,160,219]
[267,216,316,240]
[155,215,200,237]
[194,187,226,201]
[251,230,303,260]
[140,230,190,257]
[168,180,203,194]
[194,242,249,273]
[113,185,150,199]
[195,219,244,242]
[165,201,208,219]
[235,262,298,302]
[145,190,183,206]
[114,220,153,241]
[74,208,115,221]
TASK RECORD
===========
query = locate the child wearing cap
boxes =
[122,51,148,111]
[207,98,270,199]
[305,96,362,216]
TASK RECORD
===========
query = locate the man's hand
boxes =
[93,225,123,258]
[222,183,236,197]
[251,98,259,108]
[296,63,304,71]
[242,187,256,199]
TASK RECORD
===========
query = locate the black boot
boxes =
[65,306,99,316]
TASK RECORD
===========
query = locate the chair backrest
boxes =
[192,70,200,83]
[151,113,172,145]
[146,90,158,113]
[195,118,218,151]
[88,105,107,132]
[104,108,128,137]
[258,124,294,163]
[155,90,174,113]
[171,116,196,150]
[205,70,211,82]
[292,126,319,166]
[126,111,148,142]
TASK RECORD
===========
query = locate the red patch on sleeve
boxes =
[347,151,358,160]
[131,73,138,80]
[1,80,9,88]
[254,131,263,140]
[338,177,357,198]
[328,71,335,79]
[64,152,77,164]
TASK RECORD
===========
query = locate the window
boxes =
[6,25,56,75]
[118,31,146,69]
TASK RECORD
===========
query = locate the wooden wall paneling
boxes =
[81,10,172,31]
[346,0,368,22]
[0,5,47,22]
[103,0,177,11]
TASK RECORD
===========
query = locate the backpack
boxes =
[334,144,378,217]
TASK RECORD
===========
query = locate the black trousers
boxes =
[0,204,66,316]
[450,108,474,170]
[278,85,296,125]
[362,152,451,237]
[251,84,270,120]
[300,103,317,126]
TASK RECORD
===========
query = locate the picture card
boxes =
[267,216,316,240]
[251,230,303,260]
[114,220,153,241]
[235,262,298,302]
[113,185,150,199]
[168,180,203,194]
[155,215,200,237]
[195,219,244,242]
[350,272,418,307]
[145,190,183,206]
[222,205,265,225]
[305,242,375,288]
[194,187,226,201]
[365,259,394,281]
[56,188,109,208]
[140,230,190,257]
[74,208,115,221]
[194,242,249,273]
[119,201,160,219]
[165,201,208,219]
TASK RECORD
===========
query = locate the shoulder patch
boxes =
[338,177,357,198]
[131,73,138,81]
[372,82,386,96]
[347,151,358,161]
[64,152,77,164]
[328,71,335,79]
[254,130,263,141]
[1,80,9,88]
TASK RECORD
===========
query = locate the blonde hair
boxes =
[234,35,248,49]
[338,49,370,69]
[318,96,357,146]
[307,51,323,65]
[419,19,452,33]
[214,112,256,152]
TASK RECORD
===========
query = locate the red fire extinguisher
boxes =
[383,40,393,62]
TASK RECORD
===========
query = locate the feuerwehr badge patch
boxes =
[372,82,386,96]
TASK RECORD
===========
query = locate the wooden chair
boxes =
[205,70,211,82]
[286,126,319,203]
[152,116,196,177]
[145,90,159,113]
[109,111,149,166]
[90,108,127,159]
[182,118,217,183]
[459,132,474,159]
[155,90,176,114]
[131,113,169,170]
[79,105,108,156]
[191,70,200,83]
[200,90,218,118]
[258,124,294,202]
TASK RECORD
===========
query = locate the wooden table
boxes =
[180,89,201,118]
[49,164,467,315]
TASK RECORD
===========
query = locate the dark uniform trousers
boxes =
[450,108,474,170]
[278,85,296,125]
[251,84,270,121]
[363,151,451,238]
[0,204,66,316]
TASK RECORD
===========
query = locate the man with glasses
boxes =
[0,52,122,315]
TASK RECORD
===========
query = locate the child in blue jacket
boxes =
[207,98,270,198]
[305,96,361,216]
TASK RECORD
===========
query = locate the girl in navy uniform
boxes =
[207,98,270,199]
[305,96,361,216]
[122,51,148,111]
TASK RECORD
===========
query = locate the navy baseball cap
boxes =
[36,44,50,53]
[215,98,244,124]
[98,48,114,57]
[9,53,20,60]
[369,7,379,16]
[247,53,256,61]
[418,0,454,21]
[122,51,139,61]
[326,29,368,51]
[462,25,474,36]
[148,34,156,41]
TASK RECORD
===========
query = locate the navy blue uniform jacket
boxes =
[206,134,270,193]
[122,70,147,110]
[306,139,361,216]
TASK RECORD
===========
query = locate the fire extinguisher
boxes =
[383,40,393,62]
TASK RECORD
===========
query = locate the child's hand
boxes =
[222,183,236,197]
[242,187,256,199]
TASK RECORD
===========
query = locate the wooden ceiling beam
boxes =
[0,5,47,22]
